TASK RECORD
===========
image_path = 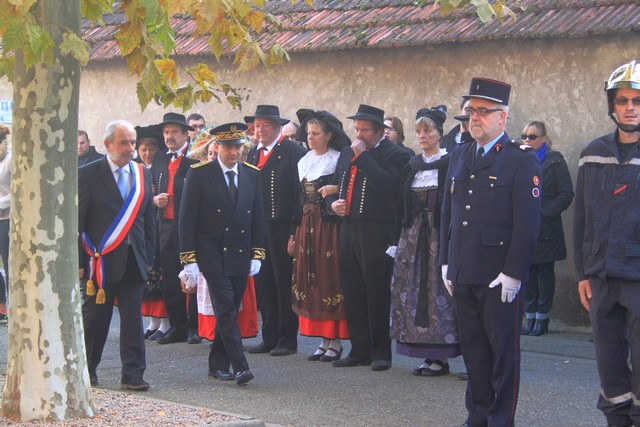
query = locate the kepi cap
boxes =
[210,122,248,145]
[463,77,511,106]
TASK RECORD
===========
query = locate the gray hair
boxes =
[103,120,135,142]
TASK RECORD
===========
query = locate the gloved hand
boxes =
[385,246,397,258]
[249,259,262,276]
[181,262,200,291]
[441,265,453,297]
[489,272,521,303]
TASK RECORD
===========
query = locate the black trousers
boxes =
[524,262,555,315]
[158,218,188,329]
[253,220,298,350]
[338,219,393,361]
[204,272,249,373]
[82,248,146,379]
[454,283,523,427]
[0,219,8,305]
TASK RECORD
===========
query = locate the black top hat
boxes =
[295,109,351,152]
[415,107,447,130]
[463,77,511,105]
[210,122,248,145]
[158,112,195,131]
[244,105,290,126]
[347,104,389,128]
[454,114,470,122]
[134,124,166,150]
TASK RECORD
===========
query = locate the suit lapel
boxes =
[99,157,123,202]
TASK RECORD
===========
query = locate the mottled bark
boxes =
[1,0,93,421]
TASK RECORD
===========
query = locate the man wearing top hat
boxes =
[151,112,200,345]
[245,105,306,356]
[179,123,265,385]
[439,78,541,427]
[325,104,410,371]
[440,99,473,154]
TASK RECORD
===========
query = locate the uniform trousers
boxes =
[524,262,555,315]
[82,248,146,379]
[159,218,188,329]
[338,218,393,361]
[254,219,298,350]
[203,272,249,373]
[454,282,523,427]
[590,275,640,426]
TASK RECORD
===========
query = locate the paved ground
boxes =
[1,315,603,426]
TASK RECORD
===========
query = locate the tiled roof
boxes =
[84,0,640,61]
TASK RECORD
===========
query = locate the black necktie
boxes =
[476,146,484,164]
[168,152,178,160]
[226,170,237,204]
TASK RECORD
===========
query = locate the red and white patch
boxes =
[532,188,540,198]
[533,176,540,186]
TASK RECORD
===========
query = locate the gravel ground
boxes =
[0,388,241,426]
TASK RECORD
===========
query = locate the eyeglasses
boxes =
[613,97,640,106]
[521,134,544,141]
[464,107,504,117]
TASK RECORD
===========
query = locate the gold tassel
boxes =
[86,279,96,296]
[96,288,106,305]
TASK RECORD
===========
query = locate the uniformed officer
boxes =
[439,78,541,427]
[179,122,265,385]
[574,60,640,427]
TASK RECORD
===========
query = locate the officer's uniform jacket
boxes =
[573,131,640,282]
[178,160,265,277]
[439,133,541,285]
[325,138,411,223]
[247,138,307,221]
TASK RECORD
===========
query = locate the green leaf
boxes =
[59,31,90,66]
[136,60,163,110]
[0,57,15,82]
[82,0,113,23]
[470,0,496,23]
[2,23,26,52]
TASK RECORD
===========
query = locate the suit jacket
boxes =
[439,133,541,284]
[179,160,265,277]
[78,157,156,283]
[247,138,306,221]
[325,139,411,223]
[78,146,104,167]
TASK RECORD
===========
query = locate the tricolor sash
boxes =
[81,162,145,304]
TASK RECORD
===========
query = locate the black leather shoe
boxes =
[144,328,158,339]
[529,318,550,336]
[307,347,327,361]
[121,376,150,391]
[246,342,274,354]
[235,370,254,385]
[332,356,371,367]
[148,329,165,340]
[320,347,342,362]
[157,326,187,344]
[371,360,392,371]
[187,328,202,344]
[520,319,535,335]
[270,346,297,356]
[209,370,234,381]
[413,360,449,376]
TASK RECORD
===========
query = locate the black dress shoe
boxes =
[520,319,535,335]
[187,329,202,344]
[144,328,158,339]
[413,360,449,376]
[209,370,234,381]
[235,370,254,385]
[121,376,150,391]
[371,359,392,371]
[148,329,165,340]
[332,356,371,367]
[320,347,343,362]
[307,347,327,361]
[157,326,187,344]
[270,346,296,356]
[246,342,274,354]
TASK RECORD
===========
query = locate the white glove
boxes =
[489,272,521,303]
[385,246,397,258]
[249,259,261,276]
[441,265,453,297]
[182,262,200,291]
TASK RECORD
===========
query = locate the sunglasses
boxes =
[613,97,640,107]
[521,134,544,141]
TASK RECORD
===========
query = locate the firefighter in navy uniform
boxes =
[574,60,640,427]
[439,78,541,427]
[179,122,265,385]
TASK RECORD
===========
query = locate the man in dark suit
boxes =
[439,78,541,427]
[179,122,265,385]
[245,105,306,356]
[78,130,103,167]
[326,104,410,371]
[79,120,155,390]
[151,112,200,344]
[440,99,473,154]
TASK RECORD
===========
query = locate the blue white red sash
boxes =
[81,162,145,303]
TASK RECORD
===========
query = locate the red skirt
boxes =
[299,316,349,340]
[141,300,167,318]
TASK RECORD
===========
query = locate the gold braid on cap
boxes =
[252,248,266,260]
[180,251,197,265]
[215,125,246,142]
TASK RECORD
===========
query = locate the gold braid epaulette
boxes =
[244,162,260,171]
[180,251,197,265]
[190,161,209,169]
[252,248,266,260]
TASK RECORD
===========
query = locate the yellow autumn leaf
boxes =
[155,58,178,87]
